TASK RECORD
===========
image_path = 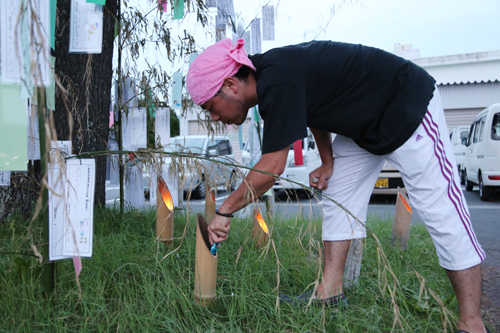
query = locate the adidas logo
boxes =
[416,134,423,142]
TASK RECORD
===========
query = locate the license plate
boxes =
[375,178,389,188]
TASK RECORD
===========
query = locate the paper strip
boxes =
[173,0,184,20]
[86,0,106,4]
[155,107,171,148]
[50,0,57,50]
[158,0,167,12]
[122,108,147,151]
[171,72,182,110]
[0,171,11,186]
[125,163,144,210]
[262,5,275,41]
[69,0,104,53]
[206,0,216,7]
[188,53,198,67]
[215,15,226,42]
[242,31,251,55]
[293,140,304,166]
[251,18,261,54]
[73,256,82,276]
[28,101,41,161]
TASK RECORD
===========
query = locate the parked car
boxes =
[271,129,322,194]
[144,135,237,199]
[449,125,470,184]
[373,161,406,195]
[463,103,500,201]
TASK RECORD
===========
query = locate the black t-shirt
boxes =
[248,41,436,155]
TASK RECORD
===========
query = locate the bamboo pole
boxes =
[38,87,55,293]
[193,214,218,306]
[391,188,412,250]
[252,209,269,249]
[156,176,173,245]
[343,239,363,289]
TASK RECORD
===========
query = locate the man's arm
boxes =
[208,145,289,245]
[309,128,334,190]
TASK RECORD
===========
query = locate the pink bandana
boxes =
[186,38,256,106]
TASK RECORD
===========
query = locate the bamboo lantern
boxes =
[156,176,174,245]
[193,213,218,306]
[204,183,216,223]
[252,209,269,249]
[391,189,412,250]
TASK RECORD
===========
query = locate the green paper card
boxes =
[173,0,184,20]
[0,81,28,171]
[86,0,106,4]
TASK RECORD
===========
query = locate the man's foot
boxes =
[279,290,348,310]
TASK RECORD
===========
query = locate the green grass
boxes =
[0,207,458,332]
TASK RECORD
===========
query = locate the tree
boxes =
[53,0,119,207]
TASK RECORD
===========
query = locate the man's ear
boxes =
[222,77,238,94]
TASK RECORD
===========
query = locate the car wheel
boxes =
[465,173,474,192]
[459,168,466,185]
[479,174,491,201]
[228,171,237,191]
[192,177,206,199]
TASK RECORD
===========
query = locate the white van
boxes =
[272,130,322,193]
[241,129,323,194]
[449,125,470,184]
[463,103,500,201]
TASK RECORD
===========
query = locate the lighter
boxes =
[210,242,220,256]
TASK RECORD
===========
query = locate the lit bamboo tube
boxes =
[205,183,216,223]
[252,209,269,249]
[156,176,174,245]
[391,190,412,250]
[193,213,218,306]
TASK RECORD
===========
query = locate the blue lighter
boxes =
[210,242,220,256]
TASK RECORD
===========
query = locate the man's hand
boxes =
[310,164,333,190]
[208,214,232,245]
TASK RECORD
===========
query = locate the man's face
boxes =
[202,92,248,126]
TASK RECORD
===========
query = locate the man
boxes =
[186,38,488,333]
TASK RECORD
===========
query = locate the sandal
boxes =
[279,289,348,311]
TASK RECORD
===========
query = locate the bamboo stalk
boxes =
[391,189,412,250]
[156,177,173,245]
[193,214,218,306]
[38,87,55,293]
[252,208,269,249]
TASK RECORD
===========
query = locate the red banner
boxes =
[293,140,303,166]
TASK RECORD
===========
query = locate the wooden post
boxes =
[391,188,412,250]
[343,239,363,289]
[156,176,173,245]
[193,214,218,306]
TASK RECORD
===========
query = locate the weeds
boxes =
[0,208,457,332]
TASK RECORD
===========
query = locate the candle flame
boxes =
[398,193,411,213]
[255,212,268,234]
[158,176,174,211]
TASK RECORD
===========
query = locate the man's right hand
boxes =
[310,164,333,190]
[208,214,232,245]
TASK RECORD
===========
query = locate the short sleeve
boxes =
[258,85,308,154]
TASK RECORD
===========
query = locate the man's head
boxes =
[186,39,258,125]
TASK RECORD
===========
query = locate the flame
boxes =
[255,212,268,234]
[158,176,174,211]
[398,193,411,213]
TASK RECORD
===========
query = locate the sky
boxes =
[197,0,500,58]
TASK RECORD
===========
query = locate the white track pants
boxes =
[322,87,485,270]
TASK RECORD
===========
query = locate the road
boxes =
[105,182,500,266]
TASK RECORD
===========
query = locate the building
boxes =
[408,48,500,127]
